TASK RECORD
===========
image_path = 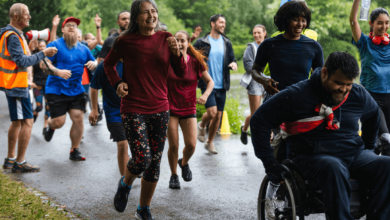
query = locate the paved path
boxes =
[0,92,265,220]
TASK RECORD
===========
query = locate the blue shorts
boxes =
[6,93,33,121]
[201,88,226,112]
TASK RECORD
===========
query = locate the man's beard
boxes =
[216,28,224,35]
[120,25,127,31]
[322,84,348,107]
[63,32,78,49]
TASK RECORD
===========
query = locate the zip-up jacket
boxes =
[0,24,45,98]
[193,33,236,91]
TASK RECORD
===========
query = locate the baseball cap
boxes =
[62,17,81,28]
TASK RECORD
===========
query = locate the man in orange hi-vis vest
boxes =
[0,3,57,173]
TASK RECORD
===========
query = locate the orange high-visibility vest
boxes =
[0,31,28,92]
[81,67,90,85]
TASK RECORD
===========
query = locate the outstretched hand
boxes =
[94,14,102,27]
[52,15,60,27]
[167,36,180,57]
[192,26,202,39]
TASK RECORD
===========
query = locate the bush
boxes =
[232,44,248,61]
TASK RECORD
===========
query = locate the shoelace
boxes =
[138,205,151,217]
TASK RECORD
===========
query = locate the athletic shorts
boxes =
[170,113,197,120]
[6,93,33,121]
[201,88,226,112]
[247,79,265,96]
[46,93,86,119]
[107,122,127,142]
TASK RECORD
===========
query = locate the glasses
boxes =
[65,24,77,29]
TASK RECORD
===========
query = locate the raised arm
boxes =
[167,36,188,78]
[350,0,362,43]
[50,15,60,43]
[88,14,103,50]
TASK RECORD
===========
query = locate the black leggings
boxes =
[122,111,169,183]
[369,91,390,134]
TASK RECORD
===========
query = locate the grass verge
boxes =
[0,169,70,219]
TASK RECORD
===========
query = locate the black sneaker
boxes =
[169,174,180,189]
[114,176,132,212]
[240,126,248,145]
[12,161,40,173]
[3,158,15,169]
[42,127,46,135]
[135,205,154,220]
[69,148,86,161]
[178,158,192,182]
[43,127,55,142]
[97,109,103,122]
[33,114,38,123]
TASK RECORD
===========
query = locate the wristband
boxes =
[96,26,101,29]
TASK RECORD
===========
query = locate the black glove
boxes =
[265,162,284,184]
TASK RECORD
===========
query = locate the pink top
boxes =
[104,31,188,114]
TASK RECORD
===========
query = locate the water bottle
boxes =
[266,182,280,199]
[359,0,371,21]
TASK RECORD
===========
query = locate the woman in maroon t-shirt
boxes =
[167,31,214,189]
[104,0,188,218]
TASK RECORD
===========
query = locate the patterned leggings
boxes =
[122,111,169,183]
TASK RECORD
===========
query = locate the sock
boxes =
[8,157,16,161]
[266,182,280,199]
[121,177,132,189]
[16,160,26,165]
[242,127,247,133]
[138,205,149,210]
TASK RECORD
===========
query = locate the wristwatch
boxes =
[96,26,101,29]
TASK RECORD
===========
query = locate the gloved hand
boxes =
[265,162,285,184]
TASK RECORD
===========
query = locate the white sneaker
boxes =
[197,122,206,142]
[265,197,285,220]
[204,142,218,154]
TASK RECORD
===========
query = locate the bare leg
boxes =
[139,178,158,207]
[44,115,49,128]
[167,116,180,175]
[123,169,139,186]
[117,140,129,176]
[179,118,197,166]
[243,94,261,132]
[68,109,84,150]
[47,114,66,129]
[207,111,222,144]
[15,119,33,162]
[7,121,21,159]
[200,106,217,128]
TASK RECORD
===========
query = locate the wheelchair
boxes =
[257,140,368,220]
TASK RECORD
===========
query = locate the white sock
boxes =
[16,160,26,165]
[8,157,16,161]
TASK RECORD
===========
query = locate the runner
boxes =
[350,0,390,155]
[240,24,268,145]
[167,30,214,189]
[40,16,97,162]
[104,1,187,219]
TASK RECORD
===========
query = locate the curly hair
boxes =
[274,1,311,32]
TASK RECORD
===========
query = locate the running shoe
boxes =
[135,205,154,220]
[114,176,132,212]
[178,158,192,182]
[42,127,46,135]
[3,158,15,169]
[169,174,180,189]
[265,198,276,220]
[69,148,86,161]
[97,108,104,122]
[204,142,218,154]
[33,114,38,123]
[197,122,206,142]
[12,161,40,173]
[43,127,55,142]
[240,126,248,145]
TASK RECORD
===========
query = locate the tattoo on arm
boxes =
[40,58,59,76]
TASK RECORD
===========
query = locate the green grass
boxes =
[0,170,70,220]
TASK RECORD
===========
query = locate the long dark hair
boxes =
[370,8,389,32]
[113,0,160,50]
[175,31,208,71]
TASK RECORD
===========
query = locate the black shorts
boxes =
[46,93,86,119]
[107,122,127,142]
[170,113,197,120]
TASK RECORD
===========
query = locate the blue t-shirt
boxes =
[254,34,324,91]
[352,33,390,93]
[46,38,95,96]
[90,61,123,123]
[207,35,224,89]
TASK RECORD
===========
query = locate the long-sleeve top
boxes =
[1,25,45,68]
[243,42,259,74]
[250,68,380,168]
[104,31,187,114]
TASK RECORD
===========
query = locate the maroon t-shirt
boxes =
[104,31,187,114]
[168,55,206,117]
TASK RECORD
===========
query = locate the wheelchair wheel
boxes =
[258,175,296,220]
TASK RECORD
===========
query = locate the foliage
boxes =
[224,94,246,134]
[0,171,69,219]
[232,44,247,62]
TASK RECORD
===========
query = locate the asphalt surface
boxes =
[0,91,266,220]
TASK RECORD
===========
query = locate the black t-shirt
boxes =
[254,34,324,91]
[98,32,120,59]
[33,62,48,87]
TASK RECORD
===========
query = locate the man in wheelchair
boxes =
[251,52,390,219]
